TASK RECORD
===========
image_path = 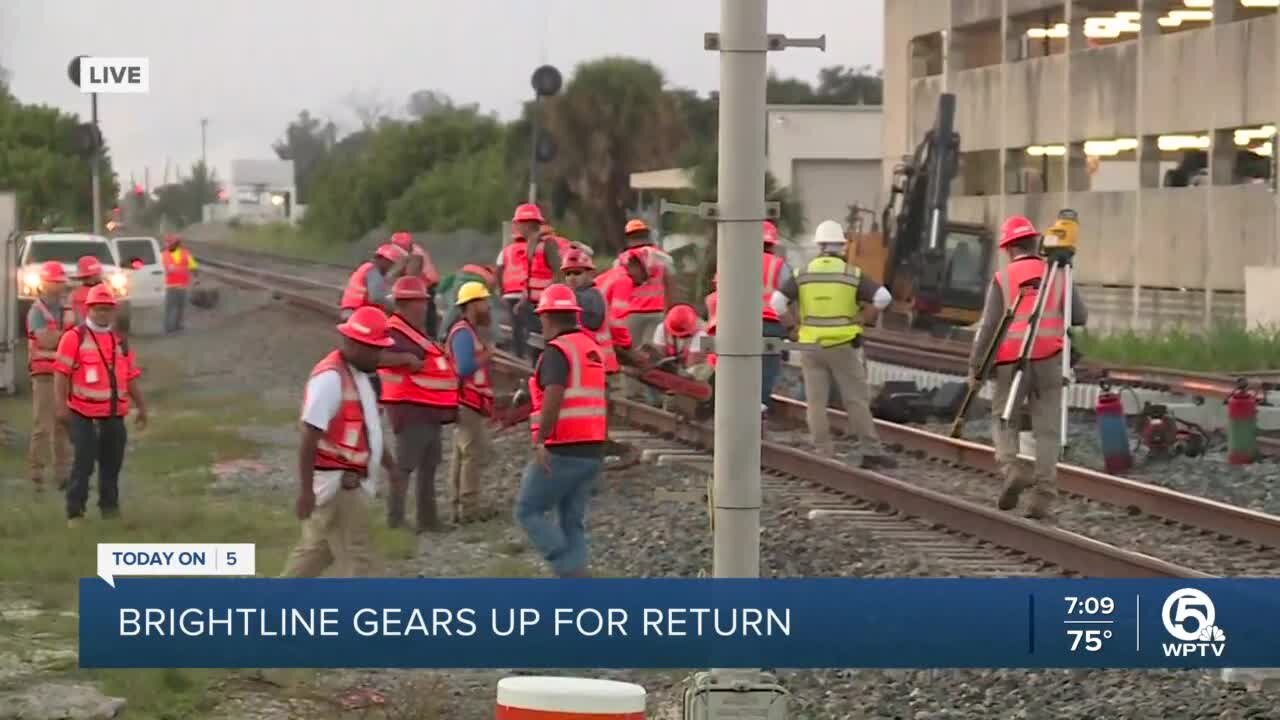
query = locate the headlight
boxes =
[20,269,41,295]
[109,271,129,295]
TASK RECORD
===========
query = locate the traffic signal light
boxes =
[133,183,144,197]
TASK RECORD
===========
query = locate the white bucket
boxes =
[497,676,646,719]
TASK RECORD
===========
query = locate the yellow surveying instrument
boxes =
[999,208,1078,453]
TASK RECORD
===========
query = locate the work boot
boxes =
[1024,489,1056,522]
[997,475,1032,512]
[30,477,44,493]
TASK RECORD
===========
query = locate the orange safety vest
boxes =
[500,240,555,300]
[57,326,135,418]
[412,244,441,288]
[307,350,371,472]
[529,331,608,446]
[70,283,98,323]
[993,256,1066,364]
[163,248,193,288]
[761,253,785,323]
[595,267,633,321]
[340,262,376,310]
[378,315,459,409]
[446,319,495,416]
[622,245,668,314]
[28,299,74,375]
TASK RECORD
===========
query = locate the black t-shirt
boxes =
[536,330,605,458]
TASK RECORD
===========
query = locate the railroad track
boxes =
[192,246,1280,580]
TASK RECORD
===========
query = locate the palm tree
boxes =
[543,57,687,252]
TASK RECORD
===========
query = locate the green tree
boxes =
[137,160,219,228]
[543,57,687,251]
[816,65,883,105]
[273,110,337,203]
[386,141,513,233]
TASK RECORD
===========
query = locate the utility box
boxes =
[0,192,18,394]
[682,671,788,719]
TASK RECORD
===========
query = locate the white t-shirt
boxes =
[301,365,383,506]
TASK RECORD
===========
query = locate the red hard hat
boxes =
[40,260,67,284]
[534,284,582,314]
[560,249,594,272]
[75,256,103,279]
[390,231,414,249]
[392,276,429,301]
[762,221,779,246]
[85,284,117,307]
[999,215,1039,248]
[512,203,545,224]
[336,306,394,347]
[375,244,406,262]
[664,304,699,338]
[624,219,649,236]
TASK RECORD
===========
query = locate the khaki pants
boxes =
[991,358,1063,493]
[280,488,373,578]
[449,406,491,518]
[28,374,70,486]
[799,343,881,455]
[622,312,663,398]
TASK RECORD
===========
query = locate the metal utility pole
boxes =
[91,93,102,235]
[201,118,208,168]
[527,65,563,204]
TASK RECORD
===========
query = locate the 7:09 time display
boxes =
[1065,596,1115,615]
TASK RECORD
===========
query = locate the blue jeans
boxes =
[514,452,602,576]
[164,287,187,333]
[761,321,788,410]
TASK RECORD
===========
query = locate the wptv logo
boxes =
[1161,588,1227,658]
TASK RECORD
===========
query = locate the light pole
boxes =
[201,118,208,168]
[527,65,562,204]
[68,55,102,234]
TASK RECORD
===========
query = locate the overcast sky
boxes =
[2,1,883,189]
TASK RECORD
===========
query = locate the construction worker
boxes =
[560,250,616,372]
[774,220,896,469]
[161,233,198,334]
[283,306,405,577]
[497,204,561,361]
[390,231,442,337]
[651,304,710,370]
[378,276,457,533]
[446,282,497,523]
[617,219,674,350]
[972,215,1088,521]
[339,244,407,320]
[593,255,647,387]
[516,283,607,578]
[438,263,498,344]
[70,256,105,323]
[26,261,75,492]
[53,285,148,526]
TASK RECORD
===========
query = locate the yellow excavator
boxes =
[846,92,994,330]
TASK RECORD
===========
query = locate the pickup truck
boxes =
[15,232,164,332]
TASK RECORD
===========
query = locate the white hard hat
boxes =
[814,220,847,246]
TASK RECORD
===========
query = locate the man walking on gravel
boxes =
[378,277,457,533]
[54,285,148,526]
[161,234,198,334]
[27,261,75,492]
[774,220,896,470]
[515,284,607,578]
[445,282,498,524]
[971,215,1087,521]
[283,306,405,577]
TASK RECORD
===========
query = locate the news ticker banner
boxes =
[79,577,1280,669]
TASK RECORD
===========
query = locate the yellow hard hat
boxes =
[456,281,491,306]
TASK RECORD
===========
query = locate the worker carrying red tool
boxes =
[615,219,674,397]
[161,233,198,334]
[497,204,562,362]
[969,214,1088,522]
[515,283,608,578]
[378,276,457,533]
[593,254,649,387]
[339,243,408,320]
[283,306,405,577]
[27,261,75,492]
[389,231,441,337]
[54,285,148,527]
[69,256,106,323]
[445,281,499,523]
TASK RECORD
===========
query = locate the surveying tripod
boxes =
[999,209,1079,455]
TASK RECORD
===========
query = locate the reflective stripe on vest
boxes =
[339,263,375,310]
[500,240,554,299]
[796,255,863,347]
[994,257,1065,364]
[529,331,608,445]
[67,327,132,418]
[27,299,72,375]
[761,253,785,322]
[378,315,459,408]
[163,248,193,288]
[307,350,371,471]
[446,320,494,415]
[595,267,633,321]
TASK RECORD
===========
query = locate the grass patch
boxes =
[1078,323,1280,372]
[224,222,352,265]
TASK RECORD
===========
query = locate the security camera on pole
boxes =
[527,65,562,204]
[998,209,1079,454]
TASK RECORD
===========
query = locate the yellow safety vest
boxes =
[796,255,863,347]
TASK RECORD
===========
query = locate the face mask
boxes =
[87,319,113,332]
